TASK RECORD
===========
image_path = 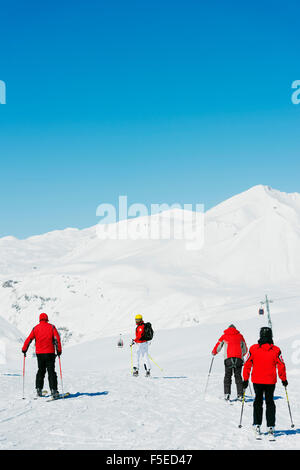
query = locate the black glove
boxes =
[130,340,135,347]
[22,350,26,357]
[282,380,288,387]
[242,380,248,389]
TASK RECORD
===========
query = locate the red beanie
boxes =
[39,313,49,322]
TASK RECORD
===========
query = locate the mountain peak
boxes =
[207,184,300,217]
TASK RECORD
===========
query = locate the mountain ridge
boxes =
[0,184,299,347]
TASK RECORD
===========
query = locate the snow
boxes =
[1,185,300,345]
[0,309,300,450]
[0,185,300,449]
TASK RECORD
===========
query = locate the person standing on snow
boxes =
[242,327,288,439]
[212,324,248,401]
[22,313,62,398]
[131,314,151,377]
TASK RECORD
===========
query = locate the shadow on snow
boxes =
[274,428,300,437]
[244,395,283,403]
[63,391,109,399]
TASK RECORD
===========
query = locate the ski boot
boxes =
[145,370,151,378]
[237,395,244,402]
[132,367,139,377]
[267,426,276,441]
[51,389,60,399]
[253,425,262,440]
[224,394,230,402]
[36,388,43,397]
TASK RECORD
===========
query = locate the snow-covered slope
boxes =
[204,185,300,284]
[0,315,23,364]
[0,184,300,345]
[0,184,300,450]
[1,301,299,450]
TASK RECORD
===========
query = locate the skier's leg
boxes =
[133,343,141,371]
[36,354,46,390]
[234,358,244,397]
[45,354,58,392]
[224,359,233,396]
[253,384,264,425]
[142,342,151,371]
[265,384,276,428]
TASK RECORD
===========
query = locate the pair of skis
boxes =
[254,426,276,441]
[46,392,70,402]
[33,390,70,401]
[239,393,276,441]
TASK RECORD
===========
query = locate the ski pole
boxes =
[148,354,163,372]
[22,354,26,399]
[58,355,64,395]
[285,386,295,428]
[53,336,64,395]
[238,391,246,428]
[204,356,214,396]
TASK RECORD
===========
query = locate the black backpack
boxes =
[142,322,154,341]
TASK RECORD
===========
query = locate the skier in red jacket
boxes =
[242,327,287,438]
[131,314,151,377]
[212,324,248,401]
[22,313,62,398]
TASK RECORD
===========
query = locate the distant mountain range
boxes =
[1,185,300,347]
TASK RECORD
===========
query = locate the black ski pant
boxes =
[253,383,276,427]
[36,353,58,391]
[224,357,244,396]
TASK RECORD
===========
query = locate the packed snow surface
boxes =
[1,305,300,450]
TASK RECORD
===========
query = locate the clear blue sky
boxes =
[0,0,299,238]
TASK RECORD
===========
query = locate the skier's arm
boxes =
[241,337,248,357]
[276,349,287,383]
[53,327,62,355]
[212,335,224,355]
[242,349,253,381]
[22,329,35,354]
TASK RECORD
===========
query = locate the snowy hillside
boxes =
[0,315,23,365]
[204,185,300,285]
[1,184,300,347]
[0,301,299,450]
[0,184,300,450]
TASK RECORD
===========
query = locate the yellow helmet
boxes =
[135,314,143,322]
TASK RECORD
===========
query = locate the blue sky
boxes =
[0,0,299,238]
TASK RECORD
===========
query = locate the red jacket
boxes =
[22,318,62,355]
[243,343,287,384]
[212,327,247,359]
[134,322,147,343]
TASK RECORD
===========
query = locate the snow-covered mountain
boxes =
[1,184,300,348]
[1,184,300,450]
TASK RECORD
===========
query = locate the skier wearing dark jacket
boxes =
[243,327,287,437]
[22,313,62,398]
[212,324,248,401]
